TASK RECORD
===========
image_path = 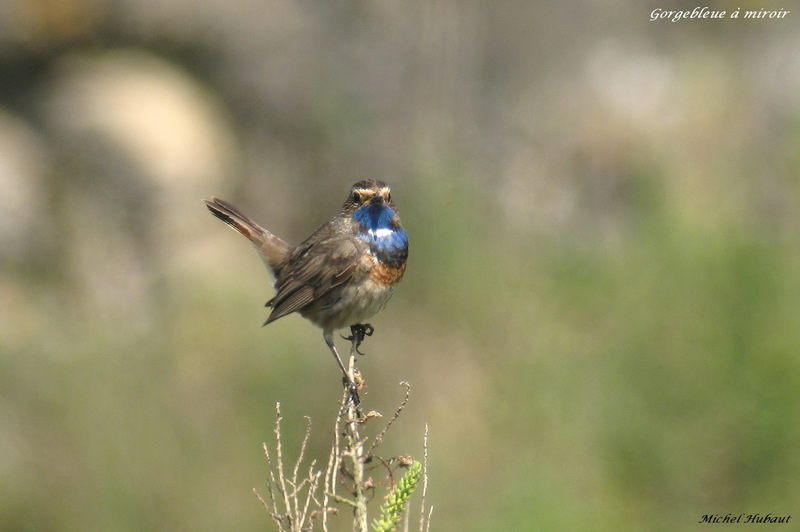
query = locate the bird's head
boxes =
[344,180,406,248]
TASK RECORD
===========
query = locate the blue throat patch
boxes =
[352,203,408,267]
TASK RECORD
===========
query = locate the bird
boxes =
[203,180,408,403]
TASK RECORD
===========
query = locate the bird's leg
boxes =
[323,330,361,406]
[342,323,374,356]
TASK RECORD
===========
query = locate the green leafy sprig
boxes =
[371,461,423,532]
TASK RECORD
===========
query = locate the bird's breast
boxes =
[359,228,408,269]
[368,254,407,286]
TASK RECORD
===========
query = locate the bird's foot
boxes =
[342,323,374,356]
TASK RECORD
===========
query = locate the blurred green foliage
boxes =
[2,1,800,531]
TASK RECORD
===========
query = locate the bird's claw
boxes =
[342,323,374,356]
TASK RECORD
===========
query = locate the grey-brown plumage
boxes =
[204,180,408,403]
[203,197,291,276]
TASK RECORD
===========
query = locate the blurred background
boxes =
[2,0,800,530]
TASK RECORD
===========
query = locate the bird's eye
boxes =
[352,191,361,202]
[386,193,391,202]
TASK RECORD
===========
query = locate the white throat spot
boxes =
[368,228,393,238]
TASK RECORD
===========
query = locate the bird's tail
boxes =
[204,197,292,276]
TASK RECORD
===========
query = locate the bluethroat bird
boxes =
[204,180,408,402]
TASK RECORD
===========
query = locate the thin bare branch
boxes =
[346,353,369,532]
[256,352,429,532]
[419,424,430,532]
[274,403,294,526]
[369,381,412,455]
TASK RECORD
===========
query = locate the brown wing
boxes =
[263,234,366,324]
